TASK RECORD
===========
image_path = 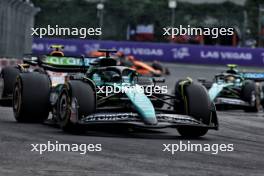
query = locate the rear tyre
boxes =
[151,62,170,75]
[13,72,50,123]
[164,68,170,75]
[57,80,96,134]
[1,67,20,97]
[242,81,260,112]
[175,82,211,137]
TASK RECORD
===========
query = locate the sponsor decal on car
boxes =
[43,56,93,66]
[83,113,138,122]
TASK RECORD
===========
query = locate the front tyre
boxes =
[242,80,260,112]
[175,82,211,137]
[57,80,96,134]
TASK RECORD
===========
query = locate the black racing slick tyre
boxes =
[152,62,170,75]
[57,80,96,134]
[1,66,20,97]
[175,82,211,137]
[242,80,260,112]
[13,72,50,123]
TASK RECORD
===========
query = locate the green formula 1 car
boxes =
[11,49,218,137]
[199,64,264,112]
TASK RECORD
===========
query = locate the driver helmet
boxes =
[50,45,64,56]
[225,75,235,83]
[226,64,239,74]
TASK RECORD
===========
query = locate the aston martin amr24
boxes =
[2,49,218,137]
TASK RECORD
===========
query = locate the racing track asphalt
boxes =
[0,63,264,176]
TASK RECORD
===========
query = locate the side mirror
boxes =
[153,77,165,83]
[197,77,206,83]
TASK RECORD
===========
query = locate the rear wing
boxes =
[23,55,95,72]
[241,72,264,82]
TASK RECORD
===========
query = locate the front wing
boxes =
[76,112,218,129]
[215,97,251,107]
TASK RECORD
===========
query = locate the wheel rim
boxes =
[0,77,3,97]
[13,84,21,115]
[59,93,69,121]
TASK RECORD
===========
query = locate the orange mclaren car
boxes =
[126,56,162,76]
[88,51,169,76]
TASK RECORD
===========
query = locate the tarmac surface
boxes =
[0,63,264,176]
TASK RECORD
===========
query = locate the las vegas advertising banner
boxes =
[33,38,264,66]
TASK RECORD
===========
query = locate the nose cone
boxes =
[143,117,158,125]
[124,84,157,125]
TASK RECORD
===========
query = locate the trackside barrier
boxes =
[0,0,39,58]
[32,38,264,67]
[3,40,263,72]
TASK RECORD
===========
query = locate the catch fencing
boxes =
[0,0,39,58]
